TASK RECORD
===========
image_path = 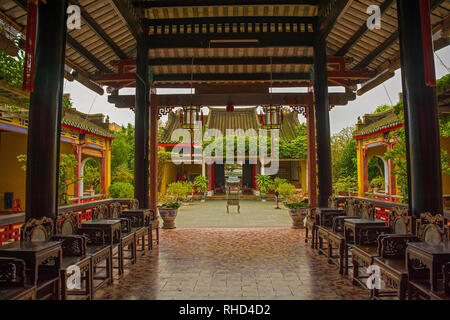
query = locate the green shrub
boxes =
[256,174,274,195]
[370,176,385,190]
[108,182,134,199]
[276,183,296,199]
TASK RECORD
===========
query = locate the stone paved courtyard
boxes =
[96,227,369,300]
[173,200,292,228]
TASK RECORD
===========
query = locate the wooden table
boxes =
[344,219,388,245]
[315,207,345,227]
[0,241,62,286]
[81,220,121,246]
[406,242,450,292]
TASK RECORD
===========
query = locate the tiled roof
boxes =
[353,108,401,138]
[161,107,300,143]
[61,109,115,138]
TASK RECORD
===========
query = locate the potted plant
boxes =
[276,182,296,204]
[158,194,181,229]
[256,174,273,202]
[194,175,208,202]
[370,176,385,193]
[183,181,194,205]
[285,194,309,229]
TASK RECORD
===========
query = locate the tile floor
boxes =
[96,227,369,300]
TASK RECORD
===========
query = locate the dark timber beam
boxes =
[26,0,68,222]
[108,92,355,108]
[70,0,128,59]
[314,21,333,207]
[144,16,317,26]
[134,30,150,209]
[334,0,395,57]
[133,1,319,8]
[66,35,112,73]
[153,73,311,82]
[397,0,443,217]
[148,33,315,48]
[149,57,314,66]
[110,0,144,41]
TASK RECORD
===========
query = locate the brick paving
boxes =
[96,227,369,300]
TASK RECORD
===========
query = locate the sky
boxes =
[64,46,450,136]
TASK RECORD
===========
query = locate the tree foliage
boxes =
[108,182,134,199]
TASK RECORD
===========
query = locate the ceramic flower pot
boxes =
[260,195,267,202]
[159,208,178,229]
[288,208,308,229]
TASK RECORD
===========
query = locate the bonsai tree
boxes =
[276,182,296,200]
[193,175,208,198]
[256,174,274,196]
[285,194,308,210]
[370,176,385,192]
[157,193,181,210]
[333,176,357,196]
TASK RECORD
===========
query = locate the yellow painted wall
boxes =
[160,162,177,194]
[0,129,110,209]
[357,139,364,197]
[300,160,307,194]
[0,132,27,210]
[60,142,76,198]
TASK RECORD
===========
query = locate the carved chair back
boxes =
[328,196,337,209]
[416,213,448,244]
[92,204,109,220]
[345,199,356,217]
[20,217,53,242]
[389,207,412,234]
[0,257,26,287]
[359,201,374,219]
[109,202,122,219]
[129,199,139,210]
[56,212,77,235]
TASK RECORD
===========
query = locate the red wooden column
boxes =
[387,143,395,200]
[306,96,318,208]
[149,93,158,214]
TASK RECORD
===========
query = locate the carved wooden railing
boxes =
[334,196,449,226]
[0,198,138,246]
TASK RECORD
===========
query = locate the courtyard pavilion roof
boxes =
[1,0,449,93]
[352,107,401,138]
[159,107,300,143]
[0,105,115,139]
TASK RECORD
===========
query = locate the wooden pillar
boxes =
[134,33,150,209]
[313,34,333,207]
[25,0,68,221]
[306,100,318,208]
[397,0,443,216]
[149,94,158,214]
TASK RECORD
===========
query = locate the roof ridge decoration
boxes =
[353,107,401,138]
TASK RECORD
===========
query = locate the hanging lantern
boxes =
[181,105,200,130]
[226,101,234,113]
[261,105,282,130]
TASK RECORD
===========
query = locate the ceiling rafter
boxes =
[133,1,319,8]
[333,0,395,57]
[70,0,128,59]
